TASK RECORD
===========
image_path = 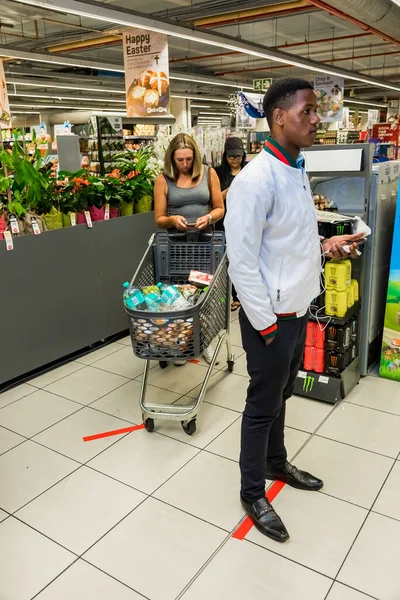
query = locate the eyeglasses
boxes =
[228,155,242,159]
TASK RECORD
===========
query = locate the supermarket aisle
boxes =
[0,312,400,600]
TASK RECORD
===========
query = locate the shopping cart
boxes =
[124,230,235,435]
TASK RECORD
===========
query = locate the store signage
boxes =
[4,231,13,251]
[367,109,379,129]
[253,78,272,92]
[314,75,344,123]
[0,61,10,129]
[372,123,399,144]
[123,28,170,118]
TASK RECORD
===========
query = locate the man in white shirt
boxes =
[225,77,362,542]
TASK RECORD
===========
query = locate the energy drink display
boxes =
[302,319,358,377]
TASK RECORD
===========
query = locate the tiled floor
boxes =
[1,315,400,600]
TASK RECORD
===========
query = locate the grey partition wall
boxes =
[0,212,156,385]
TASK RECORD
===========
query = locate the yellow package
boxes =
[351,279,359,302]
[325,290,348,317]
[347,285,355,309]
[324,260,351,292]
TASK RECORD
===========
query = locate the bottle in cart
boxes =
[122,282,146,310]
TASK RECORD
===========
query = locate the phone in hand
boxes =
[186,222,197,228]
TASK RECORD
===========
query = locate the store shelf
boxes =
[123,135,156,140]
[294,357,360,403]
[309,302,360,326]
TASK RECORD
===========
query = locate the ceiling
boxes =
[0,0,398,119]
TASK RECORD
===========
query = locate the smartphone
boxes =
[186,222,197,228]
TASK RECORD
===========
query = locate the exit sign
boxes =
[253,78,272,92]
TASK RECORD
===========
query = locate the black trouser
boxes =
[239,309,308,503]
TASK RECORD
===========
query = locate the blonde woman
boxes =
[154,133,224,232]
[154,134,224,364]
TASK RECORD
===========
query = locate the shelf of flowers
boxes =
[0,140,161,239]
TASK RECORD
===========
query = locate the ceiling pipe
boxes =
[193,0,312,28]
[48,34,121,53]
[215,48,400,76]
[306,0,400,48]
[169,32,373,65]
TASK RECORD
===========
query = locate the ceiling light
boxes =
[10,103,101,110]
[190,105,212,108]
[170,74,252,90]
[6,0,400,93]
[172,95,227,103]
[199,112,231,116]
[7,78,126,94]
[9,92,126,103]
[11,110,40,114]
[344,99,387,108]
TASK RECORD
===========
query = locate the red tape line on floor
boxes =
[232,480,286,541]
[188,359,200,364]
[83,423,145,442]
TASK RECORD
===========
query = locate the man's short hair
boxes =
[263,77,314,129]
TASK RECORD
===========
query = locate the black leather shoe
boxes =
[240,496,289,543]
[265,461,323,491]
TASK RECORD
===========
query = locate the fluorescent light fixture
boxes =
[172,94,227,103]
[6,0,400,93]
[10,103,100,110]
[7,78,126,94]
[11,110,40,114]
[190,105,212,108]
[170,74,252,90]
[9,92,126,103]
[390,0,400,6]
[344,99,387,108]
[94,111,127,116]
[199,112,231,116]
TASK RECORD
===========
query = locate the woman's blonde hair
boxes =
[163,133,203,182]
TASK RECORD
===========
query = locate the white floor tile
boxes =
[318,402,400,458]
[206,420,309,464]
[141,361,209,395]
[295,436,393,508]
[84,497,226,600]
[0,517,75,600]
[0,508,9,522]
[76,342,124,366]
[155,401,240,449]
[34,408,133,463]
[338,512,400,600]
[88,429,199,494]
[117,335,131,346]
[229,321,243,348]
[0,426,25,454]
[44,366,129,405]
[326,582,374,600]
[182,538,332,600]
[35,560,144,599]
[229,353,248,377]
[247,485,367,578]
[29,362,85,388]
[0,389,81,438]
[373,461,400,521]
[0,440,78,512]
[197,341,244,371]
[154,451,242,531]
[16,466,146,554]
[187,370,248,413]
[285,395,334,433]
[91,346,147,379]
[91,379,181,424]
[346,375,400,416]
[0,383,36,409]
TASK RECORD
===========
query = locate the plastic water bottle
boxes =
[157,283,181,305]
[122,282,146,310]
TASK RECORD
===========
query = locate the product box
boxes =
[326,323,351,352]
[303,346,325,373]
[188,270,213,287]
[305,321,325,349]
[325,350,347,375]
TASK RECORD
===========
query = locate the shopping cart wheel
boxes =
[144,418,155,432]
[159,361,168,369]
[227,360,234,373]
[182,419,196,436]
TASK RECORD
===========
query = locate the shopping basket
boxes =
[124,230,235,435]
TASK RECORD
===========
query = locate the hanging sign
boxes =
[314,75,344,123]
[0,61,11,129]
[367,109,379,129]
[123,28,170,118]
[253,78,272,92]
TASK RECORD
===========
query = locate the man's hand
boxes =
[322,232,365,260]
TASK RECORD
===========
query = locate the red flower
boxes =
[107,169,121,179]
[127,170,140,179]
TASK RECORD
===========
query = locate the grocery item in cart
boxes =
[189,270,213,287]
[122,283,146,310]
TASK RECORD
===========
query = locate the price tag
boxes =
[298,371,307,379]
[84,211,93,228]
[4,230,13,251]
[70,213,76,226]
[318,375,329,384]
[9,216,19,234]
[104,203,110,220]
[31,218,41,235]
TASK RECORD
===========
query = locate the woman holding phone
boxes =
[154,133,224,364]
[154,133,224,232]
